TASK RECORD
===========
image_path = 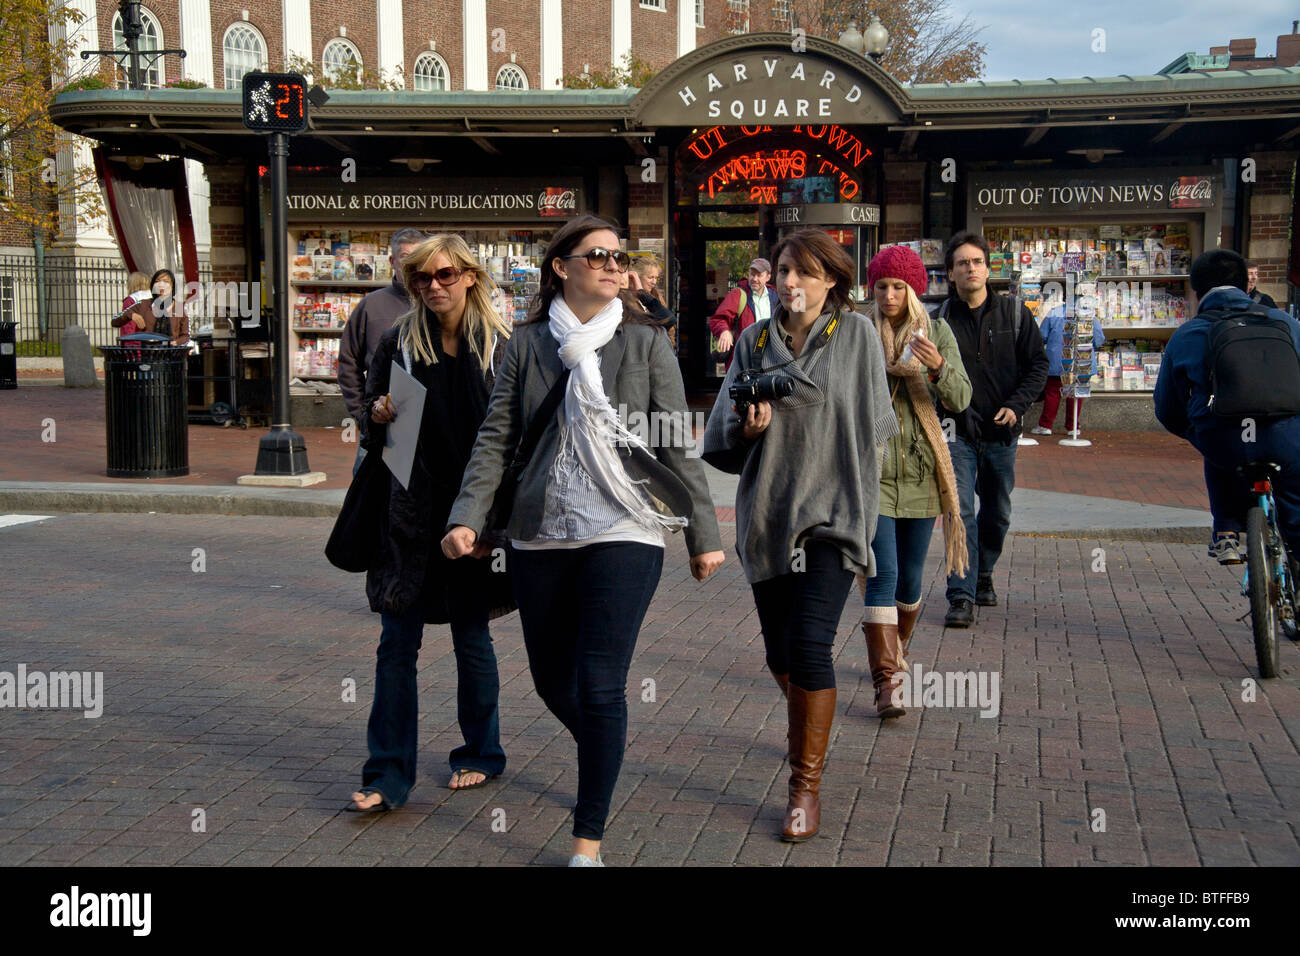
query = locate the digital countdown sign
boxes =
[242,72,308,133]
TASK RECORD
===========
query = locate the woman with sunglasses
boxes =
[442,215,724,866]
[350,234,513,813]
[701,229,898,843]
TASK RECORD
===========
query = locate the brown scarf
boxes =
[873,308,968,578]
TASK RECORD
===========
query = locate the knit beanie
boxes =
[867,245,928,298]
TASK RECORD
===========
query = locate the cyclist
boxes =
[1153,249,1300,564]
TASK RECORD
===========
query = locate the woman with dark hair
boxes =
[442,215,725,866]
[349,234,513,813]
[702,229,898,843]
[146,269,189,346]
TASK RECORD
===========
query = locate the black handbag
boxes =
[325,449,390,572]
[483,368,571,537]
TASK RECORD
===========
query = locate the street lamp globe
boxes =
[864,15,890,59]
[837,20,865,55]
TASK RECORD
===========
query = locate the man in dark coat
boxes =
[339,227,424,474]
[938,231,1048,628]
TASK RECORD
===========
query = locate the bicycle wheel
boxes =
[1247,507,1280,678]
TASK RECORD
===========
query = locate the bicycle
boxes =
[1239,461,1298,678]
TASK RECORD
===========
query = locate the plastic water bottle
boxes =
[900,329,925,365]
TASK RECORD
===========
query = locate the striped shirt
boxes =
[511,347,664,551]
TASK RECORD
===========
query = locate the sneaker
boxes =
[1209,534,1244,566]
[1030,426,1053,435]
[975,577,998,607]
[568,853,604,867]
[945,599,975,628]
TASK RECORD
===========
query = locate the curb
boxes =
[0,485,1212,544]
[1013,527,1208,545]
[0,487,343,519]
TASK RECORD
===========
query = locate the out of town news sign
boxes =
[638,49,901,126]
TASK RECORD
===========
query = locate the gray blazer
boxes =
[447,320,723,557]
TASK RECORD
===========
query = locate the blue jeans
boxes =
[353,443,367,478]
[946,436,1018,603]
[750,540,855,692]
[1192,419,1300,555]
[362,581,506,808]
[509,541,664,841]
[866,515,937,609]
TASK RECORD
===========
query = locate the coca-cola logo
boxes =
[1169,177,1213,207]
[537,189,577,216]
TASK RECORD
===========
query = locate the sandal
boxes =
[448,769,497,791]
[345,787,392,813]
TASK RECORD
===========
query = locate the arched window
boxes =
[494,64,527,91]
[222,23,268,89]
[112,7,164,89]
[412,51,449,91]
[322,37,363,83]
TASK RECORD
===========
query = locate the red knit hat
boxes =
[867,245,928,298]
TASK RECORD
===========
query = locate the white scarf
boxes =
[547,295,687,532]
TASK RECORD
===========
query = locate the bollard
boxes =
[61,324,97,388]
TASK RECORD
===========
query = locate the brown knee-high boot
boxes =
[863,621,906,718]
[782,684,836,842]
[896,600,922,669]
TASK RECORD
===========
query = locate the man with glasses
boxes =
[340,227,425,475]
[708,257,780,371]
[937,231,1048,628]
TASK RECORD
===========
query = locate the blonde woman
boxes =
[862,246,972,718]
[349,234,512,812]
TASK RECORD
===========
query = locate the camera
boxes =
[730,370,795,419]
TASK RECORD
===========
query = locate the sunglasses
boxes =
[561,247,631,273]
[410,266,464,289]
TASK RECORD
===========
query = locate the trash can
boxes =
[0,321,16,389]
[102,334,190,478]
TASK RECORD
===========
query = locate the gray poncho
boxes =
[702,307,899,585]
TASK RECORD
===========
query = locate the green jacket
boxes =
[877,317,972,519]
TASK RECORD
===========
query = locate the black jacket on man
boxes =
[940,291,1048,444]
[1250,287,1279,310]
[339,278,410,421]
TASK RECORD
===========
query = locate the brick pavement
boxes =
[3,384,1207,508]
[0,513,1295,866]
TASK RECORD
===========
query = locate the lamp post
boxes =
[863,15,890,60]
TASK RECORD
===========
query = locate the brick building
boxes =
[41,29,1300,431]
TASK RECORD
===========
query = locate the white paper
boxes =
[381,360,426,491]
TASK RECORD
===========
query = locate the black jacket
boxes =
[940,292,1048,444]
[360,323,510,623]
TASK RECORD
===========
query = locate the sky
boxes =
[945,0,1297,81]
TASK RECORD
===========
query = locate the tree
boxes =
[1,0,108,237]
[789,0,986,84]
[561,52,660,90]
[284,54,403,91]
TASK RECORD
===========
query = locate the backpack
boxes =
[1204,303,1300,420]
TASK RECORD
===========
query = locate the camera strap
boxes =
[751,308,841,368]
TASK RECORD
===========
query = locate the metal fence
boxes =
[0,255,212,356]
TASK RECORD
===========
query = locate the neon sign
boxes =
[702,150,807,198]
[686,125,871,169]
[695,149,860,202]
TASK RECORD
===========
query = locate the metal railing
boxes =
[0,254,212,356]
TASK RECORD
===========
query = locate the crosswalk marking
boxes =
[0,515,54,529]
